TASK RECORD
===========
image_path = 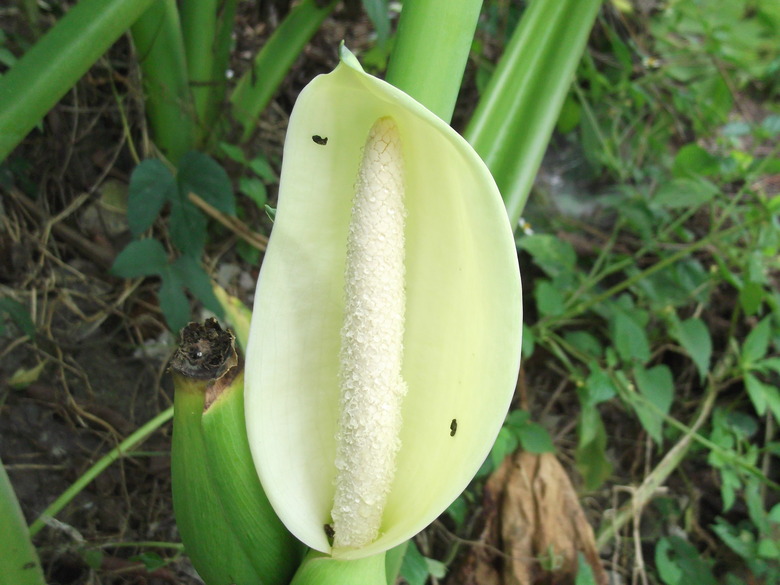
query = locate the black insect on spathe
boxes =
[324,523,335,543]
[450,418,457,437]
[312,135,328,145]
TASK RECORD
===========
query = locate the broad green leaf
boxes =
[517,423,555,454]
[742,317,771,365]
[248,155,277,182]
[158,272,190,333]
[239,176,268,208]
[744,372,767,415]
[399,541,432,585]
[582,366,617,406]
[127,159,176,236]
[672,143,720,178]
[534,280,565,316]
[362,0,390,48]
[0,298,35,338]
[517,234,576,277]
[168,197,208,256]
[651,177,719,209]
[111,239,168,278]
[178,151,236,216]
[612,312,651,364]
[672,318,712,381]
[575,553,597,585]
[171,255,224,318]
[634,365,674,444]
[564,331,603,360]
[739,280,764,315]
[575,405,612,490]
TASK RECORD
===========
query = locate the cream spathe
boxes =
[245,46,522,560]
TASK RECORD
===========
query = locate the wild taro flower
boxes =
[245,46,522,560]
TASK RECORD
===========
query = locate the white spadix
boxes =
[245,46,522,560]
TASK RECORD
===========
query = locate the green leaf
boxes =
[672,318,712,381]
[582,366,617,406]
[564,331,603,359]
[742,317,772,365]
[575,405,612,490]
[651,177,719,209]
[362,0,390,47]
[517,234,576,277]
[239,176,268,208]
[130,552,166,572]
[612,312,651,364]
[739,280,765,316]
[745,372,767,415]
[672,143,720,178]
[81,549,103,570]
[575,553,597,585]
[634,365,674,444]
[158,271,191,332]
[655,536,717,585]
[171,255,224,318]
[0,298,35,338]
[517,423,555,453]
[127,159,176,236]
[522,323,535,358]
[534,280,565,316]
[168,197,207,256]
[249,155,278,182]
[178,151,236,216]
[111,239,168,278]
[400,541,432,585]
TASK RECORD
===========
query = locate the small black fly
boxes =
[450,419,458,437]
[312,135,328,145]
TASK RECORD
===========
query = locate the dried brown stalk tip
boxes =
[170,318,239,382]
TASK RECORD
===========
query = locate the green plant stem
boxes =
[465,0,602,226]
[180,0,219,146]
[385,0,483,124]
[595,384,717,551]
[205,0,239,143]
[230,0,337,143]
[547,216,762,325]
[28,406,174,537]
[0,0,156,162]
[0,458,45,585]
[130,0,194,164]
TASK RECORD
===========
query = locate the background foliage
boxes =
[0,0,779,584]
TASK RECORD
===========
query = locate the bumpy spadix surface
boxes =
[333,117,407,549]
[245,48,522,559]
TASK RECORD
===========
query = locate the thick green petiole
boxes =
[385,0,483,123]
[0,0,155,161]
[465,0,603,225]
[229,0,337,143]
[130,0,194,164]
